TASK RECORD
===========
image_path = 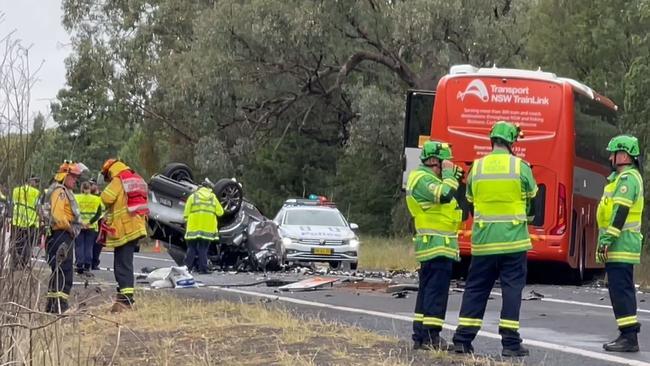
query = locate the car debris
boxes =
[147,266,198,289]
[386,284,419,293]
[522,290,545,301]
[278,277,338,292]
[392,291,409,299]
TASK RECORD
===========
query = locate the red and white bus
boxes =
[403,65,620,281]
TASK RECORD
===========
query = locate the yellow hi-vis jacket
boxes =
[100,161,148,247]
[75,193,103,231]
[596,167,644,264]
[12,185,40,228]
[183,186,224,241]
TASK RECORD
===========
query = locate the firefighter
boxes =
[11,175,41,269]
[100,158,148,312]
[452,121,538,357]
[74,181,103,274]
[406,141,463,350]
[597,135,644,352]
[44,162,84,313]
[184,179,224,274]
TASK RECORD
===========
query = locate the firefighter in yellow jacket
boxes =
[100,158,149,312]
[45,162,84,314]
[184,179,224,274]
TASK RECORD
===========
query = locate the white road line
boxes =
[490,291,650,315]
[213,286,650,366]
[102,252,175,263]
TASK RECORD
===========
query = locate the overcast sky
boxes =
[1,0,70,121]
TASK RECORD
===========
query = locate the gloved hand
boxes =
[596,244,609,264]
[452,165,464,180]
[442,162,464,181]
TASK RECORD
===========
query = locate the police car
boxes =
[273,196,360,270]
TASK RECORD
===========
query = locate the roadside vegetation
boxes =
[359,236,418,272]
[27,291,515,366]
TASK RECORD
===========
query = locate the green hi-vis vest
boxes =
[75,193,102,231]
[184,187,220,241]
[406,169,461,262]
[596,168,644,264]
[12,185,40,228]
[471,154,531,255]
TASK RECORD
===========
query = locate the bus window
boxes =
[532,184,546,227]
[404,91,435,148]
[574,93,620,164]
[403,91,435,188]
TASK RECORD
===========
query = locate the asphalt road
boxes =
[85,251,650,366]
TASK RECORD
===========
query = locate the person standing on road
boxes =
[74,181,103,274]
[596,135,644,353]
[43,162,84,313]
[89,178,104,270]
[100,158,149,313]
[183,179,224,274]
[405,140,464,350]
[11,175,41,269]
[452,121,538,357]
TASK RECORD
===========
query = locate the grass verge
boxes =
[359,236,418,271]
[33,291,515,366]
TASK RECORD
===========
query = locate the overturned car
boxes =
[147,163,284,271]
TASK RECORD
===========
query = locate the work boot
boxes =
[453,343,474,354]
[603,333,639,352]
[46,299,69,314]
[502,344,530,357]
[110,302,132,314]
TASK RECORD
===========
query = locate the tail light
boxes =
[550,183,567,235]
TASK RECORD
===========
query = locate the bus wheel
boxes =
[571,232,587,285]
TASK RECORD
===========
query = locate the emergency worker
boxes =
[183,179,224,274]
[452,121,538,357]
[405,141,463,350]
[11,175,40,269]
[74,181,102,274]
[44,162,84,313]
[597,135,644,353]
[89,178,104,269]
[100,158,148,312]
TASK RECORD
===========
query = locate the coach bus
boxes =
[403,65,620,281]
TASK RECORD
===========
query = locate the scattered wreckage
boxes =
[147,163,284,272]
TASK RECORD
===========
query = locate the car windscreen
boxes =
[284,209,346,227]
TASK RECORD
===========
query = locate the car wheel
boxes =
[213,179,243,218]
[161,163,194,183]
[350,262,358,271]
[329,261,341,270]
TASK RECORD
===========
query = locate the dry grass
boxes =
[27,291,517,366]
[359,236,418,271]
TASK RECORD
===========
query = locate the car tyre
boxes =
[161,163,194,183]
[213,179,243,218]
[350,262,358,271]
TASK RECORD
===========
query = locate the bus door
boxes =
[403,90,435,188]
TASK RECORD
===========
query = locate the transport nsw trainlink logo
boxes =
[457,79,550,105]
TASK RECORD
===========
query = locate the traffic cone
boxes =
[153,240,161,253]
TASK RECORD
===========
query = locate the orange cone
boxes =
[153,240,161,253]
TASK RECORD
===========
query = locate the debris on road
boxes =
[391,291,409,299]
[278,277,338,292]
[386,284,419,293]
[523,290,545,301]
[147,266,198,289]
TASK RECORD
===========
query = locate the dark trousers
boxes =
[413,257,453,344]
[606,263,640,334]
[185,239,210,272]
[12,226,37,269]
[46,231,74,306]
[75,229,97,270]
[114,240,138,304]
[92,241,103,268]
[453,252,527,350]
